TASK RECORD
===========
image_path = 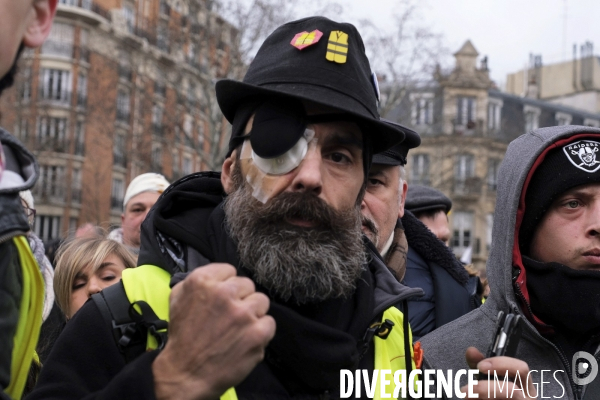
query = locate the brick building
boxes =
[0,0,237,242]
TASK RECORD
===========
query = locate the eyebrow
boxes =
[322,132,363,149]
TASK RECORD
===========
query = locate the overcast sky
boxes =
[336,0,600,89]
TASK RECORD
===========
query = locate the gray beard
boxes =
[223,167,367,304]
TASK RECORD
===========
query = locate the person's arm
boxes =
[27,298,157,400]
[29,264,275,400]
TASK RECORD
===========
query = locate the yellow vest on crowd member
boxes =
[121,265,416,400]
[5,236,44,400]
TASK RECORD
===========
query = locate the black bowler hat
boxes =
[216,16,415,155]
[372,119,421,166]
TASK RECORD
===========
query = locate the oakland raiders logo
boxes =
[563,140,600,173]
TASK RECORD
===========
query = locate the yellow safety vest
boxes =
[5,236,44,400]
[122,265,416,400]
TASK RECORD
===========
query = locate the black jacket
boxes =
[30,172,423,399]
[0,128,39,399]
[400,210,479,341]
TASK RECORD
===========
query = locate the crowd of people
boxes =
[2,1,600,399]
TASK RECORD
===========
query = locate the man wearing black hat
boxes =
[31,17,424,400]
[405,185,452,245]
[419,125,600,398]
[361,124,479,341]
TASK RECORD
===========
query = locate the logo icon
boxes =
[326,31,349,64]
[572,351,598,385]
[563,140,600,173]
[290,30,323,50]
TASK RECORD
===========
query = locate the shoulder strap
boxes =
[92,282,147,363]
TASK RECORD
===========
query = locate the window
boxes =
[79,29,89,62]
[35,164,65,202]
[486,213,494,251]
[183,156,192,175]
[411,93,434,125]
[77,74,87,108]
[487,159,500,191]
[74,121,85,155]
[457,96,476,127]
[451,211,474,254]
[454,154,475,194]
[40,69,71,104]
[123,5,135,33]
[37,117,68,152]
[187,83,196,108]
[197,121,205,146]
[555,112,572,126]
[157,24,169,52]
[487,99,502,132]
[111,178,124,209]
[72,168,81,203]
[410,154,430,186]
[114,133,126,167]
[172,151,180,178]
[183,114,193,147]
[524,105,540,133]
[16,118,29,142]
[34,215,62,242]
[116,91,130,123]
[455,154,474,182]
[20,68,31,101]
[152,146,162,172]
[152,104,163,134]
[41,23,74,58]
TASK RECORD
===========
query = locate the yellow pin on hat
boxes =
[326,31,348,64]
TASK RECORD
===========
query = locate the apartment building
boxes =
[0,0,237,242]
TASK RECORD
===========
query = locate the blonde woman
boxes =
[54,237,136,320]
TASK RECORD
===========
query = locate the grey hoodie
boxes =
[420,125,600,400]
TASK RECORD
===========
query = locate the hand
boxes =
[461,347,537,399]
[152,263,276,400]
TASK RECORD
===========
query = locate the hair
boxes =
[413,207,447,221]
[53,237,136,318]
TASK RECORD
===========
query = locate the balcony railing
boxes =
[40,90,72,106]
[453,177,482,196]
[40,40,73,58]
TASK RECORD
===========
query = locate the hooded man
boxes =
[420,125,600,399]
[0,0,57,398]
[30,16,427,400]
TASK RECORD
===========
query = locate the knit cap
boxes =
[520,137,600,253]
[123,173,170,208]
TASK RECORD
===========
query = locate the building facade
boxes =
[505,42,600,114]
[0,0,237,243]
[386,41,600,270]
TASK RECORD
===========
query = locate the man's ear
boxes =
[221,150,237,194]
[398,180,408,218]
[23,0,58,49]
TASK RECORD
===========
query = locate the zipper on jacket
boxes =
[513,273,582,399]
[0,230,28,245]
